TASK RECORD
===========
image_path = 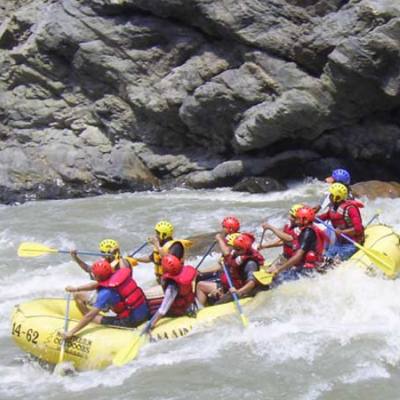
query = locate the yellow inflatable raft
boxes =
[350,224,400,275]
[11,295,252,371]
[11,224,400,371]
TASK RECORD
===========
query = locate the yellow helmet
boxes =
[99,239,120,254]
[289,203,304,218]
[329,183,348,203]
[226,233,241,247]
[155,220,174,240]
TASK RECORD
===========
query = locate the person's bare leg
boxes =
[73,292,91,315]
[93,315,103,324]
[196,281,218,306]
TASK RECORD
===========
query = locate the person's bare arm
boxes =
[70,250,91,273]
[65,282,98,292]
[258,238,283,250]
[262,222,292,242]
[216,233,230,256]
[267,249,305,275]
[134,255,152,263]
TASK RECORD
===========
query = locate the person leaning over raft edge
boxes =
[196,233,264,306]
[69,238,137,311]
[267,206,328,283]
[258,204,303,269]
[61,260,149,339]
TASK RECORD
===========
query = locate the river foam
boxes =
[1,183,400,399]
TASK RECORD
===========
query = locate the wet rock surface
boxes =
[352,180,400,200]
[233,177,288,194]
[0,0,400,203]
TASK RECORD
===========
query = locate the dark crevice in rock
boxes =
[0,18,33,50]
[77,1,226,47]
[88,3,152,17]
[99,178,154,192]
[293,45,335,77]
[0,182,103,205]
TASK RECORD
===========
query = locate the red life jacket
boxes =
[221,248,265,290]
[327,200,365,243]
[300,224,326,269]
[162,265,197,316]
[99,268,147,319]
[282,223,301,258]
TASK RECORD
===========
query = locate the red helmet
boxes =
[222,216,240,234]
[296,206,315,225]
[91,259,113,281]
[161,254,183,276]
[233,233,254,252]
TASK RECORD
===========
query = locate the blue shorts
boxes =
[325,243,357,261]
[101,302,150,328]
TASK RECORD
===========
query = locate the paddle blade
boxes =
[113,334,148,367]
[357,245,398,278]
[125,256,138,267]
[17,242,58,257]
[58,343,66,365]
[182,239,193,249]
[240,314,249,328]
[253,270,275,286]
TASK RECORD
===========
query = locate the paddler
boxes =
[134,220,186,283]
[70,239,137,310]
[196,233,264,305]
[318,183,365,261]
[315,168,354,213]
[266,206,327,281]
[258,204,303,267]
[221,216,241,238]
[149,254,197,330]
[197,216,241,282]
[62,259,149,339]
[70,238,135,274]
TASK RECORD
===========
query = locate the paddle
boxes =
[54,293,72,375]
[221,263,249,328]
[315,217,397,278]
[195,241,217,270]
[365,211,380,227]
[253,269,275,286]
[113,319,153,367]
[259,228,266,248]
[128,242,148,257]
[18,242,107,258]
[255,225,286,286]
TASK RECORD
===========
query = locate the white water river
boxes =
[1,180,400,400]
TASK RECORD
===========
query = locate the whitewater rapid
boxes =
[1,180,400,400]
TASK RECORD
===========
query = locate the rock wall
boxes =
[0,0,400,203]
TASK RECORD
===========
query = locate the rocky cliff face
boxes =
[1,0,399,203]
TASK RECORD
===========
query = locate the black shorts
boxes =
[197,271,222,285]
[100,316,138,328]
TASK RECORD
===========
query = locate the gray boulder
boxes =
[1,0,400,202]
[232,177,287,194]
